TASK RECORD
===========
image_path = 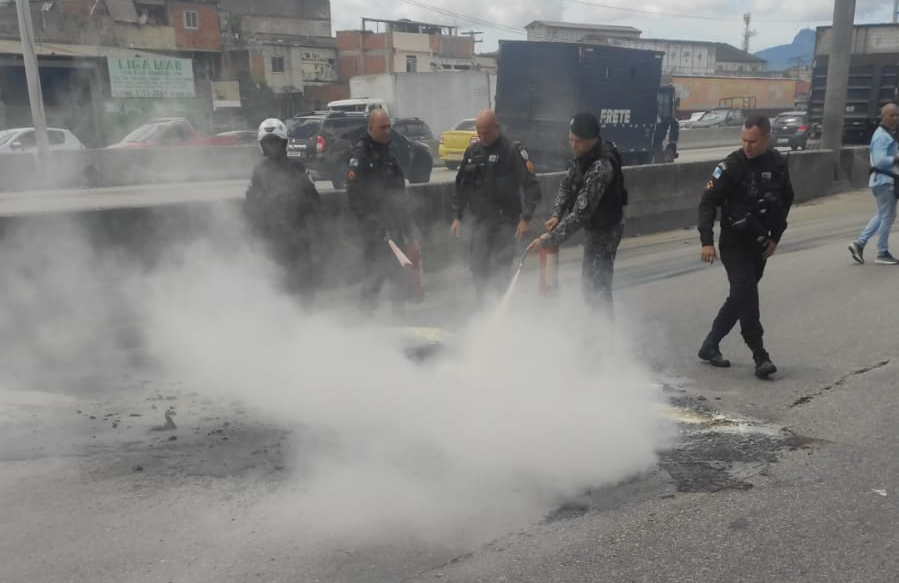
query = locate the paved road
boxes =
[4,189,899,582]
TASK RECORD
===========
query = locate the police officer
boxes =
[697,114,794,379]
[346,108,413,317]
[527,112,627,312]
[451,109,542,301]
[245,117,321,305]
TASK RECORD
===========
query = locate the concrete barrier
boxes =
[839,146,871,190]
[0,147,861,285]
[677,127,742,150]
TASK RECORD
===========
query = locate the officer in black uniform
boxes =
[452,109,542,301]
[527,112,628,312]
[697,114,794,379]
[245,117,322,306]
[346,108,412,317]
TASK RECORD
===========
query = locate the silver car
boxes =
[0,127,86,154]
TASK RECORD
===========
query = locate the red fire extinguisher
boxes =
[406,241,425,303]
[539,245,559,297]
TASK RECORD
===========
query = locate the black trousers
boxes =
[702,243,769,361]
[360,234,411,315]
[469,218,517,301]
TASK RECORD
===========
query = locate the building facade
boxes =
[336,18,483,80]
[525,20,767,76]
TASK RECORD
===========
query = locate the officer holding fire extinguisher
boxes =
[527,112,628,313]
[452,109,542,303]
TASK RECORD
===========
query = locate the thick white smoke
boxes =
[133,206,674,542]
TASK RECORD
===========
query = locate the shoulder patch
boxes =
[347,170,356,182]
[706,180,713,190]
[526,160,535,174]
[712,162,726,179]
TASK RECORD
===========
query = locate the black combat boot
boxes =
[698,345,731,368]
[751,348,777,379]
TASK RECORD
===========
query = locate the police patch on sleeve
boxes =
[526,160,535,174]
[347,170,356,182]
[712,162,726,179]
[705,180,713,190]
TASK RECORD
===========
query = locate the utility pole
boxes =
[461,30,484,46]
[15,0,50,166]
[821,0,856,154]
[893,0,898,23]
[742,13,756,53]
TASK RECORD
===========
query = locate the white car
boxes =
[0,127,86,154]
[679,111,708,129]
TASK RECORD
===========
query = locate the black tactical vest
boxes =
[568,140,627,230]
[722,150,789,233]
[460,136,523,220]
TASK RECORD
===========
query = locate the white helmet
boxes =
[257,118,288,143]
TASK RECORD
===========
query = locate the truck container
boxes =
[809,24,899,145]
[493,41,676,169]
[673,76,798,119]
[348,71,497,136]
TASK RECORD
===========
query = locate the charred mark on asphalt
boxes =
[791,360,890,408]
[542,395,825,524]
[661,395,823,493]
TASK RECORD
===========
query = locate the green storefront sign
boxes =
[107,57,196,99]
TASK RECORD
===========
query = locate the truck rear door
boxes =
[496,41,580,169]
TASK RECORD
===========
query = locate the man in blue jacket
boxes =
[849,103,899,265]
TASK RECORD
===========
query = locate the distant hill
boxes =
[754,29,816,71]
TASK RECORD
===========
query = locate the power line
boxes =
[556,0,834,23]
[389,0,525,35]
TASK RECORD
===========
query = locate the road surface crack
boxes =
[791,360,890,408]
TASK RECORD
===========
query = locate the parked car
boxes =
[286,111,433,189]
[771,111,810,150]
[0,127,86,154]
[108,118,240,148]
[679,111,708,129]
[393,117,434,142]
[438,118,477,170]
[690,108,745,129]
[216,130,258,145]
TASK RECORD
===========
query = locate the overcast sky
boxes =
[329,0,895,54]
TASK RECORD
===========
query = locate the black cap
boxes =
[569,112,600,139]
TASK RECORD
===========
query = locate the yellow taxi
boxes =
[438,118,478,169]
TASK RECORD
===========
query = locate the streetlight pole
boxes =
[821,0,856,155]
[14,0,50,167]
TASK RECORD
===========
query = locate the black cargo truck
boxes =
[494,40,677,170]
[808,24,899,145]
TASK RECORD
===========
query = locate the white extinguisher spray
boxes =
[539,245,559,297]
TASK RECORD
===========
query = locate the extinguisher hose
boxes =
[513,247,529,275]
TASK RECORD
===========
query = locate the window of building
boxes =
[406,55,417,73]
[135,2,168,25]
[271,56,285,74]
[183,10,199,29]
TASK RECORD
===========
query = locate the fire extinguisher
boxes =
[539,245,559,297]
[406,241,425,303]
